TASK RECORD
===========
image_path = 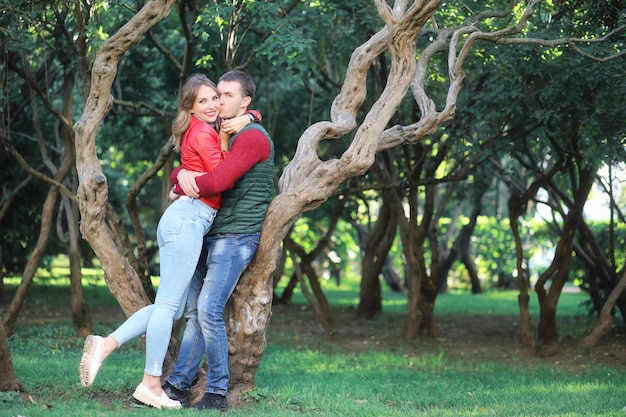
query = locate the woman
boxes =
[78,74,254,409]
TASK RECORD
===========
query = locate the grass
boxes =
[2,265,626,416]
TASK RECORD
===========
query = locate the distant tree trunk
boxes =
[275,272,298,304]
[436,249,456,293]
[284,237,337,339]
[417,183,440,337]
[437,206,482,293]
[2,187,61,335]
[357,191,397,319]
[574,221,626,324]
[459,236,481,293]
[352,223,397,295]
[2,68,75,335]
[504,156,563,348]
[381,256,404,292]
[509,192,533,348]
[62,194,92,337]
[281,200,345,336]
[0,176,33,303]
[435,199,463,293]
[579,268,626,349]
[0,319,23,392]
[535,168,596,348]
[0,243,4,303]
[401,179,440,339]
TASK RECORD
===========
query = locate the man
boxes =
[163,70,274,411]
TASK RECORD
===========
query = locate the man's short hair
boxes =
[219,70,256,100]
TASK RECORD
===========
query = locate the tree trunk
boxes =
[401,180,439,339]
[436,248,455,293]
[458,208,482,294]
[356,191,397,319]
[2,66,77,335]
[227,3,444,394]
[0,176,30,303]
[535,168,596,348]
[0,319,23,392]
[418,183,440,337]
[509,204,533,348]
[62,193,92,337]
[461,249,481,294]
[574,221,626,324]
[2,187,61,335]
[284,238,337,339]
[275,272,298,304]
[435,199,463,293]
[74,1,175,320]
[0,243,4,303]
[381,256,404,292]
[579,268,626,349]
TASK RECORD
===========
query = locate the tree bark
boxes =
[535,168,596,348]
[574,220,626,324]
[2,187,62,335]
[579,268,626,349]
[0,175,33,301]
[74,1,176,319]
[63,194,92,337]
[437,205,482,294]
[284,238,337,339]
[0,319,23,392]
[275,272,298,305]
[509,194,534,348]
[356,191,397,319]
[226,5,448,400]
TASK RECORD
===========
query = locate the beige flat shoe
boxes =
[132,383,182,409]
[79,335,105,387]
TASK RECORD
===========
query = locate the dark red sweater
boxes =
[171,128,271,196]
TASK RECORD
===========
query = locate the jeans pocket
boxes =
[197,206,217,229]
[157,203,191,245]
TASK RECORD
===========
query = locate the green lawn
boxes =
[2,269,625,416]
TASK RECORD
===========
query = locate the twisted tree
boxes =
[67,0,625,406]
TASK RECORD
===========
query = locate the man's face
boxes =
[217,80,250,119]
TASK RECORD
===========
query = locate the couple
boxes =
[79,70,274,411]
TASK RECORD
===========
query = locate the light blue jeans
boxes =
[109,197,217,377]
[166,232,260,395]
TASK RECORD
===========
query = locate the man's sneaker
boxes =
[161,381,191,407]
[193,392,229,412]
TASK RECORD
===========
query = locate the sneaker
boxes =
[132,383,182,409]
[193,392,229,412]
[162,381,191,407]
[79,335,105,387]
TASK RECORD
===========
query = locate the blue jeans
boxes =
[109,197,217,377]
[167,232,260,395]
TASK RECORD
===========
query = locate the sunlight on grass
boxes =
[6,253,594,319]
[5,255,626,416]
[274,272,592,317]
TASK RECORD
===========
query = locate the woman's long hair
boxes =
[172,74,218,152]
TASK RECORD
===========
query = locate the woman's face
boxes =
[190,84,220,123]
